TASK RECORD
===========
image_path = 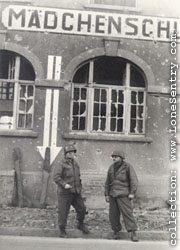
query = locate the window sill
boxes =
[0,130,38,138]
[63,132,153,143]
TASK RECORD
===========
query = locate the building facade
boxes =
[0,0,179,208]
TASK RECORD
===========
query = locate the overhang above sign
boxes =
[2,5,180,42]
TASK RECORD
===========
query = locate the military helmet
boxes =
[64,145,77,155]
[111,150,125,159]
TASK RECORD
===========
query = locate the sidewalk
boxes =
[0,205,170,240]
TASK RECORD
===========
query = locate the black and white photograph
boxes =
[0,0,179,249]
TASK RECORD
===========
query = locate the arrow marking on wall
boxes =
[37,55,62,165]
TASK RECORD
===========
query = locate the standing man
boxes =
[53,145,89,237]
[105,150,139,241]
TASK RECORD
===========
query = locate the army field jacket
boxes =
[53,158,82,195]
[105,161,138,198]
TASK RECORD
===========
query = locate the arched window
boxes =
[0,50,35,130]
[70,56,146,135]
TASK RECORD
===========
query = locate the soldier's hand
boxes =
[105,196,110,203]
[64,184,72,189]
[128,194,135,200]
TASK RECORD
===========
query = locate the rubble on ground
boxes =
[0,205,170,233]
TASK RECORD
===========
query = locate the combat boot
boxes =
[77,223,89,234]
[113,231,121,240]
[131,231,139,242]
[59,227,68,238]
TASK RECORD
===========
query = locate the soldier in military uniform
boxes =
[105,150,139,241]
[53,145,89,237]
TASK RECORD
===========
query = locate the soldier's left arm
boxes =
[127,164,138,195]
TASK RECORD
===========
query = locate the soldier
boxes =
[105,150,139,241]
[53,145,89,237]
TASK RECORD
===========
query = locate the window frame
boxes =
[0,54,35,131]
[70,58,147,136]
[86,0,138,12]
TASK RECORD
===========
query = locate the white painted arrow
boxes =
[50,88,62,164]
[37,55,62,165]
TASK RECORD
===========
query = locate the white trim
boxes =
[126,63,130,87]
[51,89,59,147]
[47,55,55,80]
[88,86,93,133]
[51,56,62,146]
[69,83,73,131]
[54,56,62,81]
[143,91,146,134]
[124,89,130,134]
[43,89,52,147]
[106,88,111,132]
[12,56,20,129]
[89,61,94,84]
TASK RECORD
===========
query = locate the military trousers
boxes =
[57,193,86,230]
[109,196,137,232]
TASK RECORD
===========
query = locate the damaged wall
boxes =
[0,0,179,208]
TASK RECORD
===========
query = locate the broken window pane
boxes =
[111,104,117,117]
[92,88,107,132]
[19,100,26,112]
[71,56,146,135]
[137,106,144,119]
[137,120,143,133]
[93,118,99,131]
[117,119,123,132]
[131,105,136,119]
[18,84,34,129]
[118,104,123,117]
[118,90,124,103]
[101,104,106,116]
[80,102,86,115]
[138,92,144,104]
[130,89,145,134]
[20,85,26,98]
[0,51,35,130]
[112,89,117,102]
[110,89,124,132]
[100,118,106,131]
[27,100,33,113]
[72,87,87,131]
[130,119,136,133]
[26,114,32,128]
[131,91,137,104]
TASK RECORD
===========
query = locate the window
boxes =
[88,0,137,10]
[0,50,35,130]
[70,56,146,135]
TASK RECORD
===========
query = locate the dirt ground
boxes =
[0,204,170,234]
